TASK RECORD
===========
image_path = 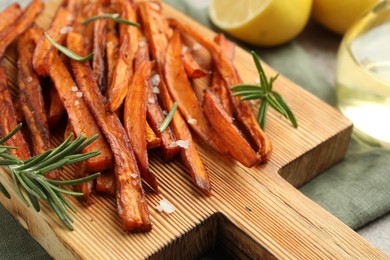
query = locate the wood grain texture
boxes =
[0,1,387,259]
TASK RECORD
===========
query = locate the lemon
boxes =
[208,0,312,47]
[312,0,379,34]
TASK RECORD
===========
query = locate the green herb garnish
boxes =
[159,102,178,132]
[0,124,101,230]
[231,51,298,130]
[45,32,94,62]
[82,13,140,27]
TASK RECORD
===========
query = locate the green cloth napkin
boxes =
[1,0,389,258]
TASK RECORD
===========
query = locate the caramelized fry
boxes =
[107,0,138,112]
[48,53,113,172]
[0,65,30,160]
[0,0,44,58]
[64,120,94,203]
[92,7,107,92]
[203,90,259,167]
[0,3,22,34]
[124,60,158,191]
[105,24,119,91]
[169,18,272,162]
[182,48,208,78]
[165,30,227,155]
[96,170,116,196]
[146,81,180,161]
[140,2,211,194]
[48,86,66,127]
[18,28,60,179]
[146,122,161,149]
[67,32,151,232]
[214,33,235,61]
[33,7,75,76]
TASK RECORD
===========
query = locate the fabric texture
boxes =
[1,0,389,258]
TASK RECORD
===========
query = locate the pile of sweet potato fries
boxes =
[0,0,272,232]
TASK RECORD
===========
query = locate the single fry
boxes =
[0,3,22,34]
[67,32,151,232]
[64,120,94,203]
[165,30,227,155]
[146,81,180,161]
[107,0,138,112]
[48,53,114,172]
[146,122,161,149]
[33,6,75,76]
[92,7,107,92]
[203,90,260,167]
[210,34,236,117]
[0,0,44,58]
[48,86,66,127]
[18,28,60,179]
[0,65,30,160]
[105,23,119,91]
[182,48,208,78]
[169,18,272,162]
[123,60,159,191]
[140,2,211,194]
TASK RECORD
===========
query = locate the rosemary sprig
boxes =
[158,102,178,132]
[0,124,101,230]
[231,51,298,130]
[82,13,140,27]
[45,32,94,62]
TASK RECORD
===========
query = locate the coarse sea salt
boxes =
[76,91,83,98]
[150,74,160,87]
[187,118,197,125]
[26,76,33,83]
[138,39,147,47]
[60,26,73,35]
[176,140,189,149]
[182,46,188,53]
[74,100,79,106]
[192,43,201,51]
[152,86,160,94]
[255,77,260,84]
[71,86,78,92]
[156,199,176,214]
[148,97,155,104]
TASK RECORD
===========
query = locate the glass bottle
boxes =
[336,0,390,147]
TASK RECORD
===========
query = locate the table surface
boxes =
[2,0,390,257]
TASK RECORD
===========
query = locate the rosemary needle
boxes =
[0,124,101,230]
[83,13,140,27]
[159,102,178,132]
[231,51,298,130]
[45,32,94,62]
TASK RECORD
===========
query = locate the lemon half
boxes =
[209,0,312,47]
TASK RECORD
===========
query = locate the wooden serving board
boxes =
[0,1,387,259]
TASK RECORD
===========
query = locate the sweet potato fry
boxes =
[0,3,22,34]
[96,170,116,196]
[123,60,158,191]
[105,24,119,91]
[92,7,107,92]
[210,34,236,117]
[48,86,66,127]
[182,48,208,78]
[107,0,138,112]
[165,30,227,155]
[48,53,113,172]
[169,18,272,162]
[0,0,44,58]
[203,90,260,167]
[64,120,94,203]
[0,65,30,160]
[33,7,75,76]
[146,122,161,149]
[140,2,211,194]
[18,28,60,179]
[67,32,151,232]
[146,81,180,161]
